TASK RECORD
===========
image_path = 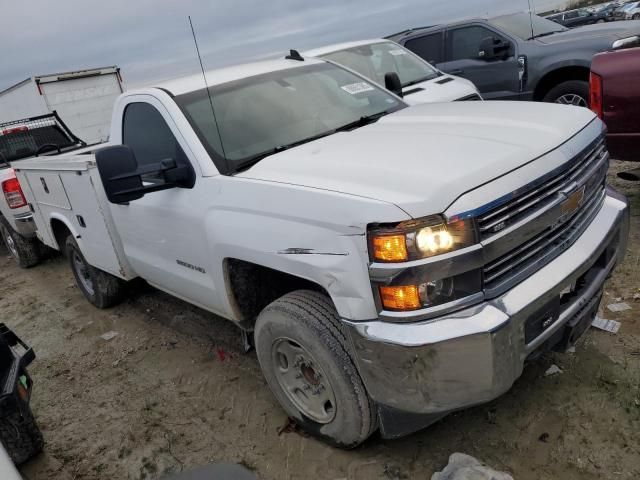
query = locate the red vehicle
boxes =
[590,47,640,162]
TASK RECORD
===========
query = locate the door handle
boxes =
[449,69,464,75]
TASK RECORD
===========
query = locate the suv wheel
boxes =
[543,80,589,107]
[0,219,40,268]
[255,290,377,448]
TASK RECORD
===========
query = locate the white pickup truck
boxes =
[305,39,481,103]
[0,113,86,267]
[13,54,629,447]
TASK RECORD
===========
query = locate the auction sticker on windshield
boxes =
[341,82,375,95]
[389,49,407,56]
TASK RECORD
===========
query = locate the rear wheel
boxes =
[0,403,44,465]
[65,236,125,308]
[0,219,40,268]
[543,80,589,107]
[255,290,377,448]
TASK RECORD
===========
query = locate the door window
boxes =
[404,32,444,64]
[122,103,188,183]
[447,26,507,61]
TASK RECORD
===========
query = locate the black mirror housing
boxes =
[95,145,195,204]
[96,145,145,204]
[384,72,403,98]
[479,37,496,60]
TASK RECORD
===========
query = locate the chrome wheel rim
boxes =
[73,251,95,296]
[271,338,337,424]
[556,94,587,107]
[0,225,18,260]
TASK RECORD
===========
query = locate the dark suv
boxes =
[388,12,640,106]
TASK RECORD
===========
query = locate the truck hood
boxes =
[237,102,597,218]
[536,20,640,44]
[403,75,480,105]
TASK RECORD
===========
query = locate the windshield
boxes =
[176,62,404,173]
[319,41,439,88]
[490,12,568,40]
[622,2,639,10]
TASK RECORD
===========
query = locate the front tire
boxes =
[255,290,377,448]
[0,403,44,465]
[543,80,589,107]
[0,219,40,268]
[65,236,124,308]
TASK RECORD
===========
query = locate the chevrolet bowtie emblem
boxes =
[561,186,586,218]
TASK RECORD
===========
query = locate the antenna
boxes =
[188,16,227,165]
[527,0,535,40]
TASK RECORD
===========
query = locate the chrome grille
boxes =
[484,184,605,295]
[478,138,607,238]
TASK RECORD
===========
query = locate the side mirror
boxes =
[384,72,404,98]
[479,37,497,60]
[479,36,510,61]
[95,145,194,204]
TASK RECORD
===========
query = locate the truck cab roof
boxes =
[151,57,326,97]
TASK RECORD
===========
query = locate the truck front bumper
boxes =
[344,187,629,438]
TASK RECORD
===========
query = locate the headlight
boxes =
[612,36,640,49]
[369,215,476,263]
[378,270,482,312]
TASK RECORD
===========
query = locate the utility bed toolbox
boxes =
[13,155,134,280]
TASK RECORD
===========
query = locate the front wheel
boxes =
[634,14,640,19]
[66,236,125,308]
[543,80,589,107]
[0,219,40,268]
[255,290,377,448]
[0,403,44,465]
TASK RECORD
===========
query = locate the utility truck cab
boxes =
[14,55,629,447]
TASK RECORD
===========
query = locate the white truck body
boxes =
[0,67,123,145]
[13,57,629,444]
[304,39,481,104]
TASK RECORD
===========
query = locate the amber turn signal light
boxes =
[380,285,421,311]
[372,235,408,262]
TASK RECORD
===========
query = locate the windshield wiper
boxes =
[233,110,394,173]
[334,110,393,133]
[403,73,441,88]
[528,31,563,40]
[233,130,337,173]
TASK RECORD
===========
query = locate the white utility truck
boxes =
[305,39,481,103]
[0,66,124,145]
[13,54,629,447]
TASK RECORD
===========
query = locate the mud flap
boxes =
[377,404,447,439]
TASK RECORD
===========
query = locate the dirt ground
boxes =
[1,161,638,480]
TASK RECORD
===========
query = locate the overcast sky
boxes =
[2,0,569,91]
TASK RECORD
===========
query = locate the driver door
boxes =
[439,25,520,100]
[108,98,219,311]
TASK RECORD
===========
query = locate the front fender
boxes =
[205,179,410,321]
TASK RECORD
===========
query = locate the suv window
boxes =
[447,26,504,61]
[122,103,188,183]
[565,11,578,19]
[404,32,444,64]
